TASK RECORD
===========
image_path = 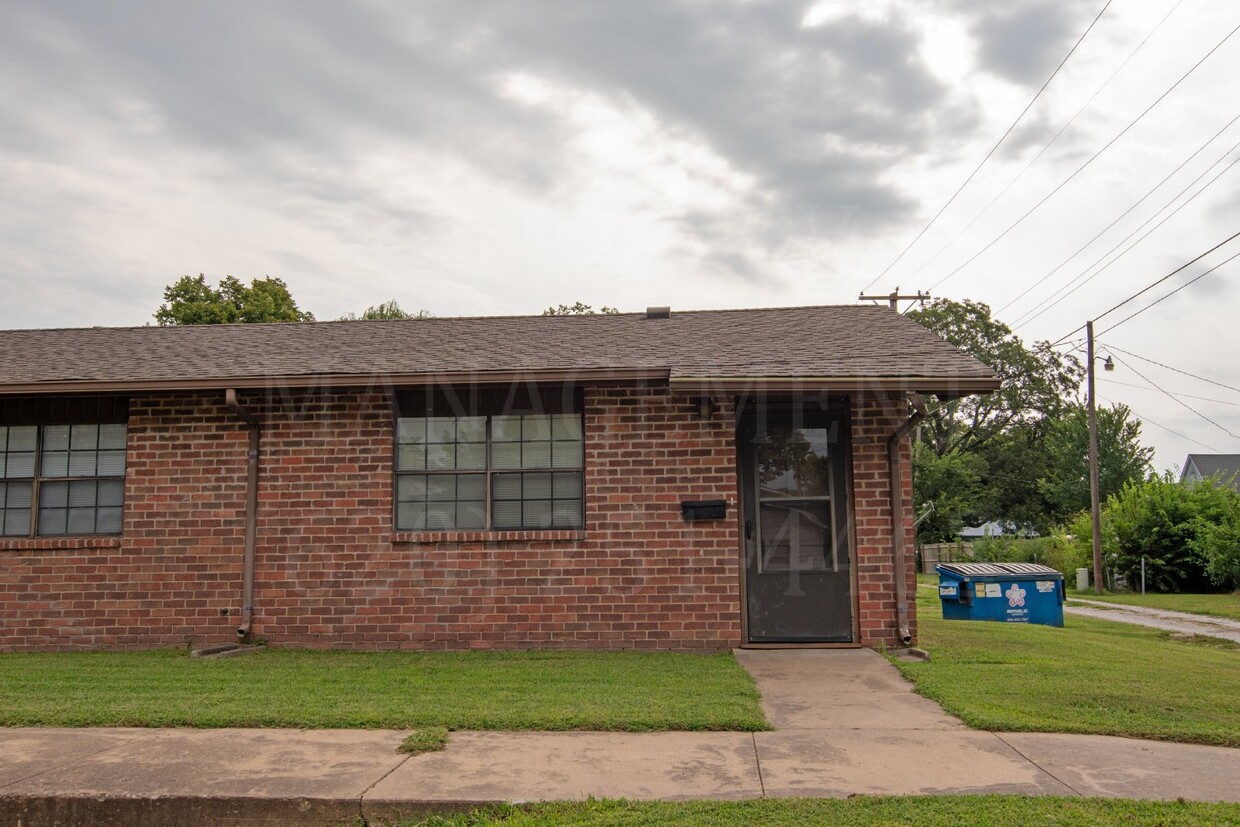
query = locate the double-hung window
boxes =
[394,389,584,531]
[0,422,127,537]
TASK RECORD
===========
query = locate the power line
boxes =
[1003,110,1240,323]
[1097,245,1240,336]
[1099,393,1223,452]
[1051,228,1240,345]
[1099,377,1240,408]
[1106,344,1240,396]
[929,18,1240,293]
[907,0,1185,289]
[1108,354,1240,440]
[1012,139,1240,330]
[858,0,1117,294]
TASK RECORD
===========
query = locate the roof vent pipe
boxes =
[646,307,671,319]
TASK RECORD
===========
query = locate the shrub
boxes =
[1103,473,1240,593]
[1194,492,1240,592]
[1039,528,1090,580]
[970,534,1019,563]
[969,533,1086,579]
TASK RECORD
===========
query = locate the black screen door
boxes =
[740,409,853,643]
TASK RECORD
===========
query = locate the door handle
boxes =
[744,519,754,540]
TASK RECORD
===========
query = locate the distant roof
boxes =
[0,305,999,395]
[960,521,1012,538]
[1182,454,1240,489]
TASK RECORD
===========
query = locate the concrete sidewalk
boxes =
[2,649,1240,825]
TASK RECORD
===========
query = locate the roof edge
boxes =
[0,367,672,396]
[668,376,1001,394]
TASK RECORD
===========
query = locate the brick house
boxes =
[0,305,996,652]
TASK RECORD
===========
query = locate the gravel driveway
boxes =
[1065,598,1240,645]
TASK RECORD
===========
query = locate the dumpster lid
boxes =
[936,562,1063,578]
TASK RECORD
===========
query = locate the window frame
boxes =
[0,422,128,539]
[393,402,586,534]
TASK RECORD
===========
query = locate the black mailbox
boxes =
[681,500,727,521]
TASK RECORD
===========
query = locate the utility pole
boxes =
[1086,320,1103,594]
[858,288,931,311]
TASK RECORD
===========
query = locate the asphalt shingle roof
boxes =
[1183,454,1240,489]
[0,305,997,393]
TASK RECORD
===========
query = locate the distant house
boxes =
[0,305,997,653]
[1180,454,1240,492]
[960,521,1011,539]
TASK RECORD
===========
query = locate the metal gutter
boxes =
[887,393,927,646]
[0,370,1000,397]
[224,389,260,642]
[668,376,1000,394]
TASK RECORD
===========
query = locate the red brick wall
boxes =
[0,383,915,652]
[850,394,918,649]
[0,394,248,649]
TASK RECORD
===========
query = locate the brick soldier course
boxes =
[0,306,996,652]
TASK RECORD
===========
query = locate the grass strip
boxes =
[0,648,768,731]
[895,589,1240,746]
[394,795,1240,826]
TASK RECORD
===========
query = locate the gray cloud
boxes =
[964,0,1091,85]
[0,0,995,288]
[0,0,1112,316]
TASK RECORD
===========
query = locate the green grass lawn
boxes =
[895,589,1240,746]
[0,648,767,731]
[396,796,1240,826]
[1070,590,1240,621]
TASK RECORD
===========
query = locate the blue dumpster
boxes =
[936,563,1065,627]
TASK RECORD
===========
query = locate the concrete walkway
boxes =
[1065,598,1240,644]
[3,649,1240,825]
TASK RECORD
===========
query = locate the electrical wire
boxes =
[858,0,1117,295]
[1096,245,1240,337]
[1050,228,1240,345]
[1099,377,1240,408]
[929,19,1240,293]
[1012,137,1240,330]
[1003,111,1240,323]
[1098,393,1223,452]
[1108,354,1240,440]
[1106,344,1240,396]
[907,0,1186,290]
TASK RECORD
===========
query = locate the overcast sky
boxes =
[2,0,1239,471]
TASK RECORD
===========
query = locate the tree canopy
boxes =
[338,300,432,320]
[155,275,314,325]
[907,298,1082,456]
[543,302,619,316]
[908,298,1152,541]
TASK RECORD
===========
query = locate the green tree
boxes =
[971,424,1054,534]
[1038,403,1152,526]
[1101,473,1240,593]
[338,300,432,321]
[963,403,1152,537]
[543,302,619,316]
[908,298,1086,538]
[908,298,1082,456]
[155,275,314,325]
[912,444,986,542]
